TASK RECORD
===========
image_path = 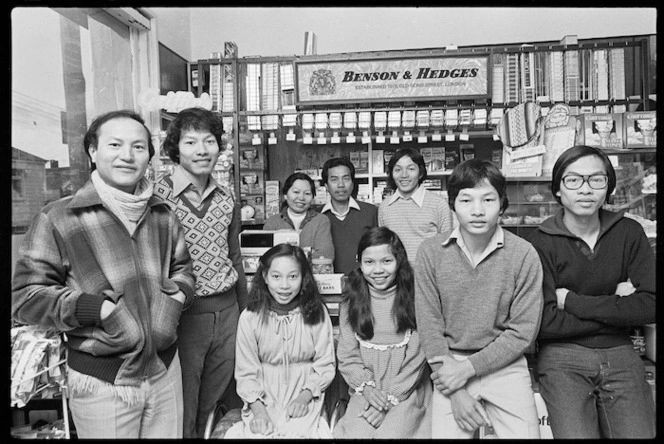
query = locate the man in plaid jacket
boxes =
[12,110,195,438]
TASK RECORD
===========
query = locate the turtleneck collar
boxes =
[368,284,397,300]
[269,294,301,315]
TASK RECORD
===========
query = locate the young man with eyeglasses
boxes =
[527,145,655,439]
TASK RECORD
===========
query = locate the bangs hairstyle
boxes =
[247,243,326,325]
[551,145,616,204]
[343,227,416,340]
[386,148,427,190]
[448,158,509,214]
[84,110,154,171]
[280,172,316,210]
[162,107,223,164]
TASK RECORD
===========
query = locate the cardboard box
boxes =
[624,111,656,148]
[314,273,345,294]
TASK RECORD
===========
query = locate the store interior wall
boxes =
[151,7,193,61]
[152,7,656,62]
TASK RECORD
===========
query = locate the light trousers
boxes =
[431,354,540,439]
[69,352,183,439]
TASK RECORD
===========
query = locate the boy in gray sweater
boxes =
[413,159,543,439]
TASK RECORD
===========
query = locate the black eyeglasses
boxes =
[561,174,609,190]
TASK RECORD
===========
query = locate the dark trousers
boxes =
[178,302,239,438]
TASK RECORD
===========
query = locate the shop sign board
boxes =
[295,55,490,104]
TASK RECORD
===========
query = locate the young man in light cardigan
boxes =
[154,107,248,439]
[378,148,454,262]
[413,159,543,439]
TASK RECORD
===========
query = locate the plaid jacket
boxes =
[12,180,196,386]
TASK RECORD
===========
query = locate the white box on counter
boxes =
[313,273,345,294]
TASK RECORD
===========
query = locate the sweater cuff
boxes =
[175,281,195,302]
[75,292,105,326]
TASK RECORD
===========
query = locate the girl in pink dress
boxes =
[226,244,336,439]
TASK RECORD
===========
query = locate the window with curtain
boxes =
[11,7,155,274]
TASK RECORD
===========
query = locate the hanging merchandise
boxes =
[315,113,328,144]
[402,110,415,142]
[445,109,459,129]
[473,109,487,128]
[498,102,545,177]
[416,110,430,143]
[302,113,314,144]
[329,112,342,143]
[374,111,387,143]
[540,103,578,175]
[497,102,542,149]
[459,109,472,127]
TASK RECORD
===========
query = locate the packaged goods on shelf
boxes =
[580,113,624,149]
[265,180,280,219]
[372,150,384,175]
[624,111,656,148]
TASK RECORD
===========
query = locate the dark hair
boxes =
[447,158,509,214]
[84,110,154,171]
[280,172,316,210]
[321,157,355,184]
[162,107,223,164]
[551,145,616,204]
[247,243,326,325]
[343,227,416,340]
[386,148,427,190]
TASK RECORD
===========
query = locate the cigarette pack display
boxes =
[239,147,264,169]
[383,150,394,173]
[350,151,360,171]
[430,147,445,172]
[240,171,264,195]
[421,148,433,170]
[243,195,265,221]
[357,151,369,174]
[460,144,475,161]
[581,113,624,149]
[372,150,384,175]
[444,146,459,170]
[421,178,442,190]
[491,148,503,169]
[264,180,280,219]
[430,110,444,127]
[623,111,656,148]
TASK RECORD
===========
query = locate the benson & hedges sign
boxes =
[295,55,489,104]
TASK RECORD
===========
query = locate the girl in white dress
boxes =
[225,244,336,439]
[333,227,432,438]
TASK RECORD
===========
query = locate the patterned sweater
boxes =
[154,175,247,313]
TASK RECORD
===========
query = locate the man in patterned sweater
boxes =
[321,157,378,274]
[154,107,247,439]
[414,159,543,439]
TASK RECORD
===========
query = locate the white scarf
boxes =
[91,170,153,236]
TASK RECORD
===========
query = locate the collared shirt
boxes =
[442,224,505,268]
[170,165,219,210]
[386,185,426,208]
[321,197,361,221]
